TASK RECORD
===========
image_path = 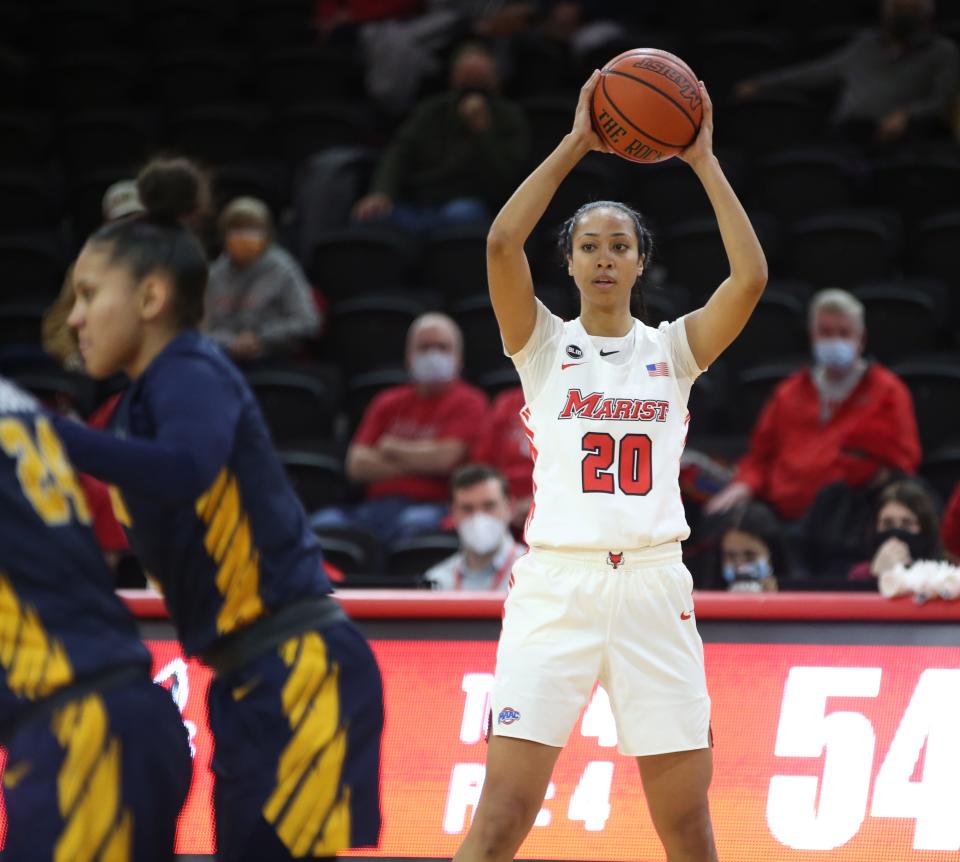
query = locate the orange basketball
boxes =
[591,48,703,164]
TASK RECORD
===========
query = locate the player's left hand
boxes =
[677,81,714,168]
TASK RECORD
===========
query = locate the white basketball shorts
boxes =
[491,543,711,757]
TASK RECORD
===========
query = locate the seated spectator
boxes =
[472,385,532,531]
[848,479,944,584]
[706,289,921,521]
[101,178,144,222]
[700,502,788,592]
[942,482,960,561]
[203,197,320,363]
[311,313,487,546]
[424,464,527,591]
[735,0,959,146]
[351,41,530,234]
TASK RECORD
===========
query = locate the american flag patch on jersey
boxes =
[646,362,669,377]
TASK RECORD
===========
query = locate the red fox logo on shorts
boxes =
[607,551,624,569]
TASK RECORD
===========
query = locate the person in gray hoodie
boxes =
[204,197,320,362]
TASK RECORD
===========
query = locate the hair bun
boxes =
[136,157,206,224]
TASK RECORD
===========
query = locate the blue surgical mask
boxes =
[813,338,858,371]
[722,557,772,586]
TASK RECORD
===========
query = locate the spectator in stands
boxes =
[203,197,320,363]
[472,385,532,530]
[848,479,944,583]
[101,179,144,222]
[942,483,960,561]
[735,0,959,145]
[701,502,788,592]
[424,464,527,590]
[706,289,921,521]
[311,313,488,545]
[351,41,530,234]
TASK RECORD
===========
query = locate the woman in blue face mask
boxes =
[710,501,791,591]
[848,479,944,584]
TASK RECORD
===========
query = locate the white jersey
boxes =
[510,300,704,552]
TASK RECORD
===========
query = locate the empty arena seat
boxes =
[246,367,341,445]
[789,212,899,287]
[280,449,352,512]
[328,295,424,376]
[386,532,461,579]
[891,359,960,453]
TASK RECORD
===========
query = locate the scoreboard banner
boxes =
[1,640,958,861]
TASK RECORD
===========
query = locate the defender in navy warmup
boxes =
[54,159,383,862]
[0,376,190,861]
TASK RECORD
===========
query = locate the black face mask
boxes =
[887,12,924,43]
[873,527,928,560]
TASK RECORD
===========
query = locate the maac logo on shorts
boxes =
[607,551,625,569]
[498,707,521,725]
[565,344,583,359]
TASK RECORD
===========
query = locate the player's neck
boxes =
[579,305,633,338]
[124,326,181,379]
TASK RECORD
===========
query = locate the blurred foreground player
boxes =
[53,159,383,862]
[0,376,190,861]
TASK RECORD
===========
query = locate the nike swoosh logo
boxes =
[232,676,261,701]
[680,611,693,621]
[599,349,619,357]
[3,761,31,790]
[561,362,585,370]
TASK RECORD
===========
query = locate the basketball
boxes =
[591,48,703,163]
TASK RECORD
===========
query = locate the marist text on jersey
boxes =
[557,389,669,422]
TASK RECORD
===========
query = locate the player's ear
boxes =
[566,254,573,277]
[637,253,645,278]
[139,273,174,322]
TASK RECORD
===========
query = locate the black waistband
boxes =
[1,662,147,743]
[199,595,347,677]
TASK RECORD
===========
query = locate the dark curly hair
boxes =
[557,200,654,321]
[87,157,209,328]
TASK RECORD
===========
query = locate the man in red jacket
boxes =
[706,289,921,521]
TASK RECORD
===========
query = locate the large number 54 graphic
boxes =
[0,416,91,526]
[581,432,652,495]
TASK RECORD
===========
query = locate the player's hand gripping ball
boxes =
[591,48,703,163]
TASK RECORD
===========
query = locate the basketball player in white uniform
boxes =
[452,73,768,862]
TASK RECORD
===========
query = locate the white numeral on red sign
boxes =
[567,761,614,831]
[459,673,494,744]
[580,686,618,748]
[767,666,881,850]
[871,668,960,850]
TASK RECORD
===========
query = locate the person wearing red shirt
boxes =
[311,313,488,545]
[707,289,921,521]
[472,385,533,531]
[942,482,960,560]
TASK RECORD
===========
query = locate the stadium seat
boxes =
[274,101,374,168]
[694,29,788,100]
[729,360,804,433]
[420,226,489,304]
[0,112,53,165]
[475,366,520,400]
[307,228,415,303]
[0,305,45,353]
[918,446,960,508]
[687,360,730,436]
[852,283,944,364]
[909,212,960,294]
[143,2,227,50]
[542,157,613,229]
[168,105,267,165]
[872,155,960,223]
[279,449,352,512]
[386,532,461,579]
[328,295,425,376]
[156,54,243,107]
[211,161,288,217]
[789,212,899,287]
[52,53,141,108]
[0,173,61,233]
[67,168,133,247]
[520,96,578,166]
[721,290,808,370]
[246,367,341,445]
[60,109,156,172]
[257,47,362,104]
[891,360,960,453]
[617,156,715,227]
[450,294,512,381]
[719,93,828,154]
[342,368,408,436]
[243,0,317,48]
[0,235,66,308]
[312,525,385,579]
[756,148,856,222]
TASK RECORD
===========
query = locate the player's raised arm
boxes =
[680,82,768,369]
[487,71,608,354]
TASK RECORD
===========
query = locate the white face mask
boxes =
[457,512,506,556]
[410,349,457,384]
